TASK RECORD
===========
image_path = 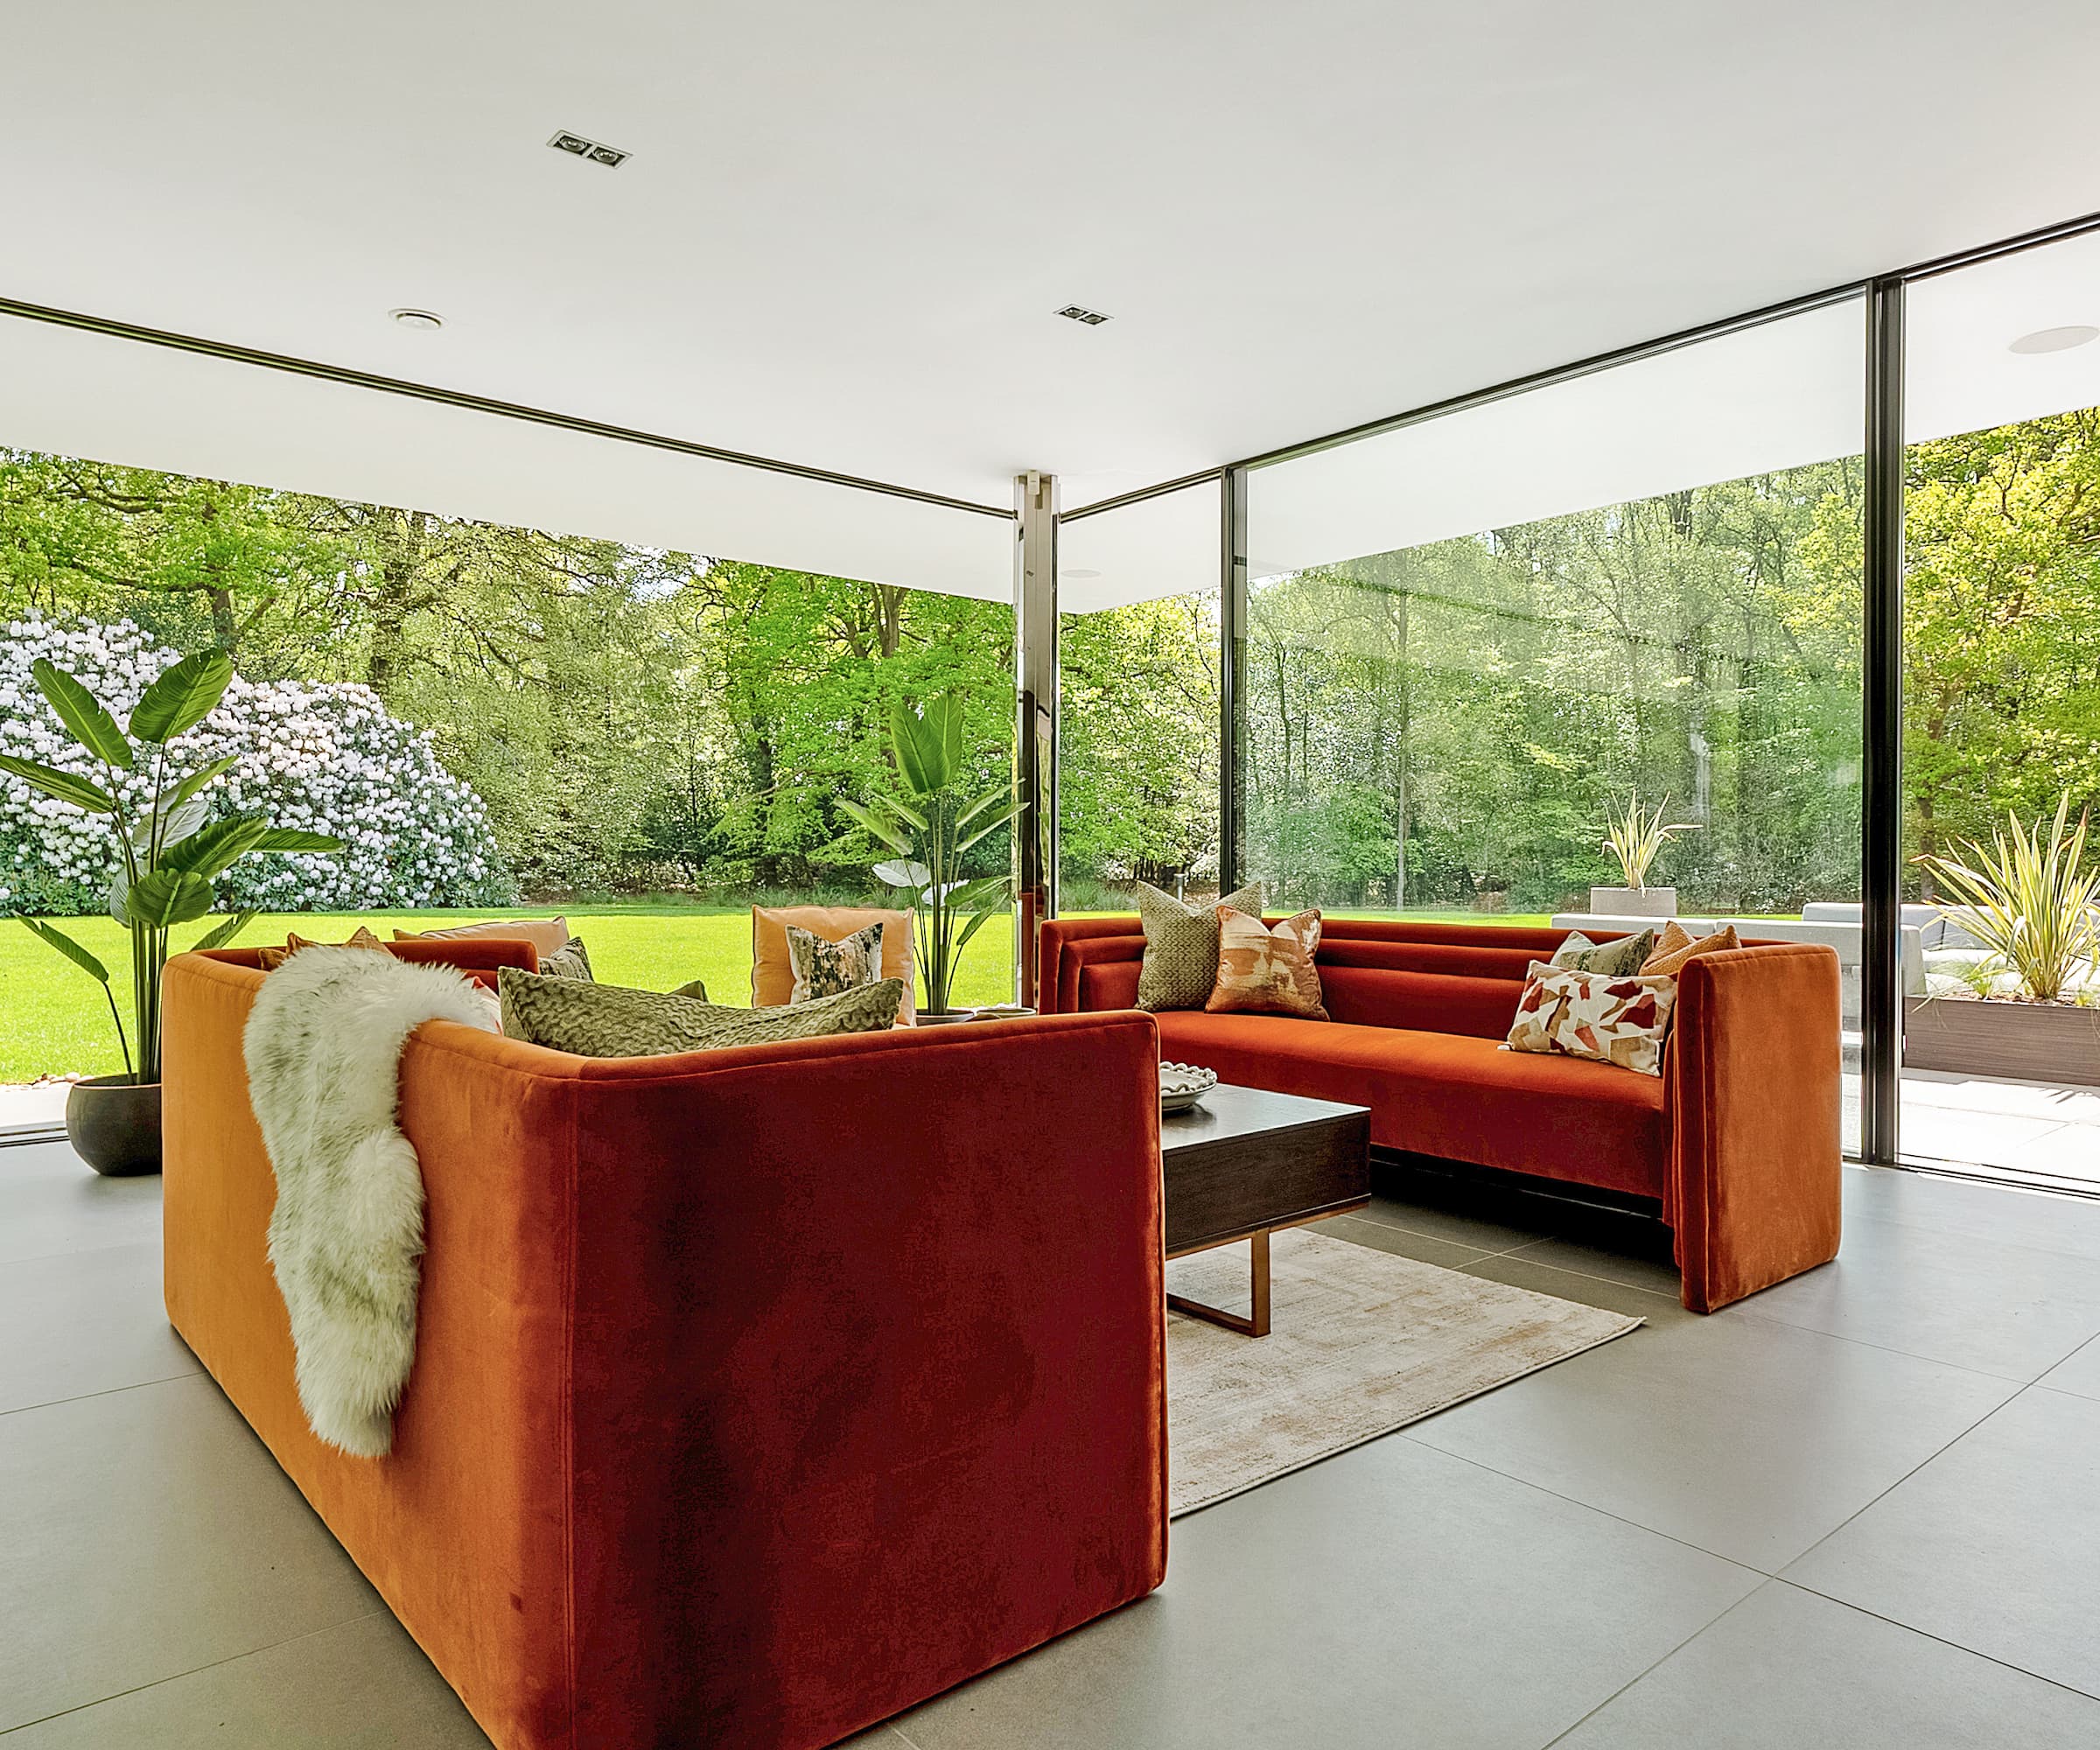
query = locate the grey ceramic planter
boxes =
[1589,886,1678,920]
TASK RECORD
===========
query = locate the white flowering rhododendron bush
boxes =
[0,615,512,914]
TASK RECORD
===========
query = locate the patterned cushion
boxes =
[1507,962,1677,1076]
[1642,921,1741,976]
[257,927,387,971]
[540,937,595,981]
[499,969,904,1058]
[1551,928,1656,976]
[751,905,917,1023]
[1134,881,1264,1012]
[1206,906,1328,1019]
[787,920,884,1002]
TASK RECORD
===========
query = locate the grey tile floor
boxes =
[7,1138,2100,1748]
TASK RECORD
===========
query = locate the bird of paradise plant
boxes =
[839,693,1023,1016]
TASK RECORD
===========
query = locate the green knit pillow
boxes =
[1133,882,1264,1012]
[500,969,902,1057]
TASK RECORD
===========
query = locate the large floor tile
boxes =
[1407,1306,2017,1571]
[1314,1210,1488,1270]
[1459,1251,1700,1330]
[892,1431,1755,1750]
[2037,1334,2100,1401]
[1356,1191,1541,1254]
[1494,1233,1684,1299]
[0,1141,164,1266]
[0,1613,487,1748]
[1846,1164,2100,1263]
[0,1240,199,1414]
[0,1374,382,1732]
[1785,1386,2100,1698]
[1553,1579,2100,1748]
[1737,1212,2100,1380]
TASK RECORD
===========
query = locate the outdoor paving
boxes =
[7,1138,2100,1746]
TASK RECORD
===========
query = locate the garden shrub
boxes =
[0,614,514,915]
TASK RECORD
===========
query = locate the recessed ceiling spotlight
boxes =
[1064,568,1102,578]
[2009,325,2099,355]
[1056,304,1112,326]
[389,308,444,331]
[548,130,629,169]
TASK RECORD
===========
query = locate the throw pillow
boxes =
[539,937,594,981]
[1551,928,1656,976]
[396,917,571,960]
[1507,962,1677,1077]
[1206,906,1328,1019]
[750,905,917,1023]
[787,920,884,1002]
[1642,921,1741,976]
[1133,881,1264,1012]
[500,970,905,1058]
[670,977,710,1001]
[257,927,388,971]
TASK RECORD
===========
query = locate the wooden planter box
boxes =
[1904,995,2100,1088]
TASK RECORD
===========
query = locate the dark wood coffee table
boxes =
[1160,1082,1371,1336]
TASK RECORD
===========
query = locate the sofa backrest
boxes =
[200,936,538,990]
[1314,920,1566,1038]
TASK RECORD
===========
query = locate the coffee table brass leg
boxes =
[1168,1229,1273,1338]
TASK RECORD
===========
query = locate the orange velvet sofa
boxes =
[161,944,1168,1750]
[1040,916,1842,1312]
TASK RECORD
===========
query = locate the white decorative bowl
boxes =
[1159,1061,1219,1114]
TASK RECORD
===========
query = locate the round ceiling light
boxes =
[389,308,444,331]
[1064,567,1102,578]
[2008,325,2098,355]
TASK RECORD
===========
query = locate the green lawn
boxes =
[1,906,1018,1082]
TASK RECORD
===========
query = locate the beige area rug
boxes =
[1166,1228,1642,1516]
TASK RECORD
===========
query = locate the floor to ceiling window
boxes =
[1898,232,2100,1186]
[1237,300,1868,1141]
[1057,482,1223,914]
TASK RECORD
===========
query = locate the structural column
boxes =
[1219,466,1248,894]
[1014,470,1059,1006]
[1861,278,1906,1164]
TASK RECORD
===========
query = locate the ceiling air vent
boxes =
[548,130,629,169]
[1056,305,1112,326]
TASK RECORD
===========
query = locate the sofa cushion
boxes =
[1153,1010,1668,1198]
[398,916,572,960]
[1134,881,1263,1011]
[752,904,917,1022]
[501,970,905,1057]
[1551,928,1656,976]
[1208,906,1327,1019]
[1507,962,1677,1077]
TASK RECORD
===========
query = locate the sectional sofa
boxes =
[161,943,1169,1750]
[1040,916,1843,1312]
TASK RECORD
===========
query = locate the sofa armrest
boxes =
[562,1010,1168,1747]
[1039,915,1145,1013]
[1667,943,1843,1312]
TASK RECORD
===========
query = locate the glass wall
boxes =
[1057,482,1223,914]
[1239,301,1867,1139]
[1898,233,2100,1185]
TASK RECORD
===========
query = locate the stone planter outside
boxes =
[1904,995,2100,1088]
[1589,886,1678,920]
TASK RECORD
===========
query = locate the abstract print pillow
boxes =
[1506,962,1677,1077]
[1206,906,1328,1020]
[787,920,885,1003]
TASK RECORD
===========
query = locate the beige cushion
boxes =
[751,905,916,1022]
[1133,881,1264,1012]
[257,927,387,971]
[1551,928,1656,976]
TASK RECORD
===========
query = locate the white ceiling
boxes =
[3,1,2099,578]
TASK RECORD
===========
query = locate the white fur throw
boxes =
[242,948,497,1457]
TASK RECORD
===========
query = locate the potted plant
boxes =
[840,693,1022,1023]
[0,652,343,1173]
[1592,791,1700,919]
[1906,797,2100,1086]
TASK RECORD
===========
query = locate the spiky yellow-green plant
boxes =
[1598,791,1701,892]
[1915,796,2100,1004]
